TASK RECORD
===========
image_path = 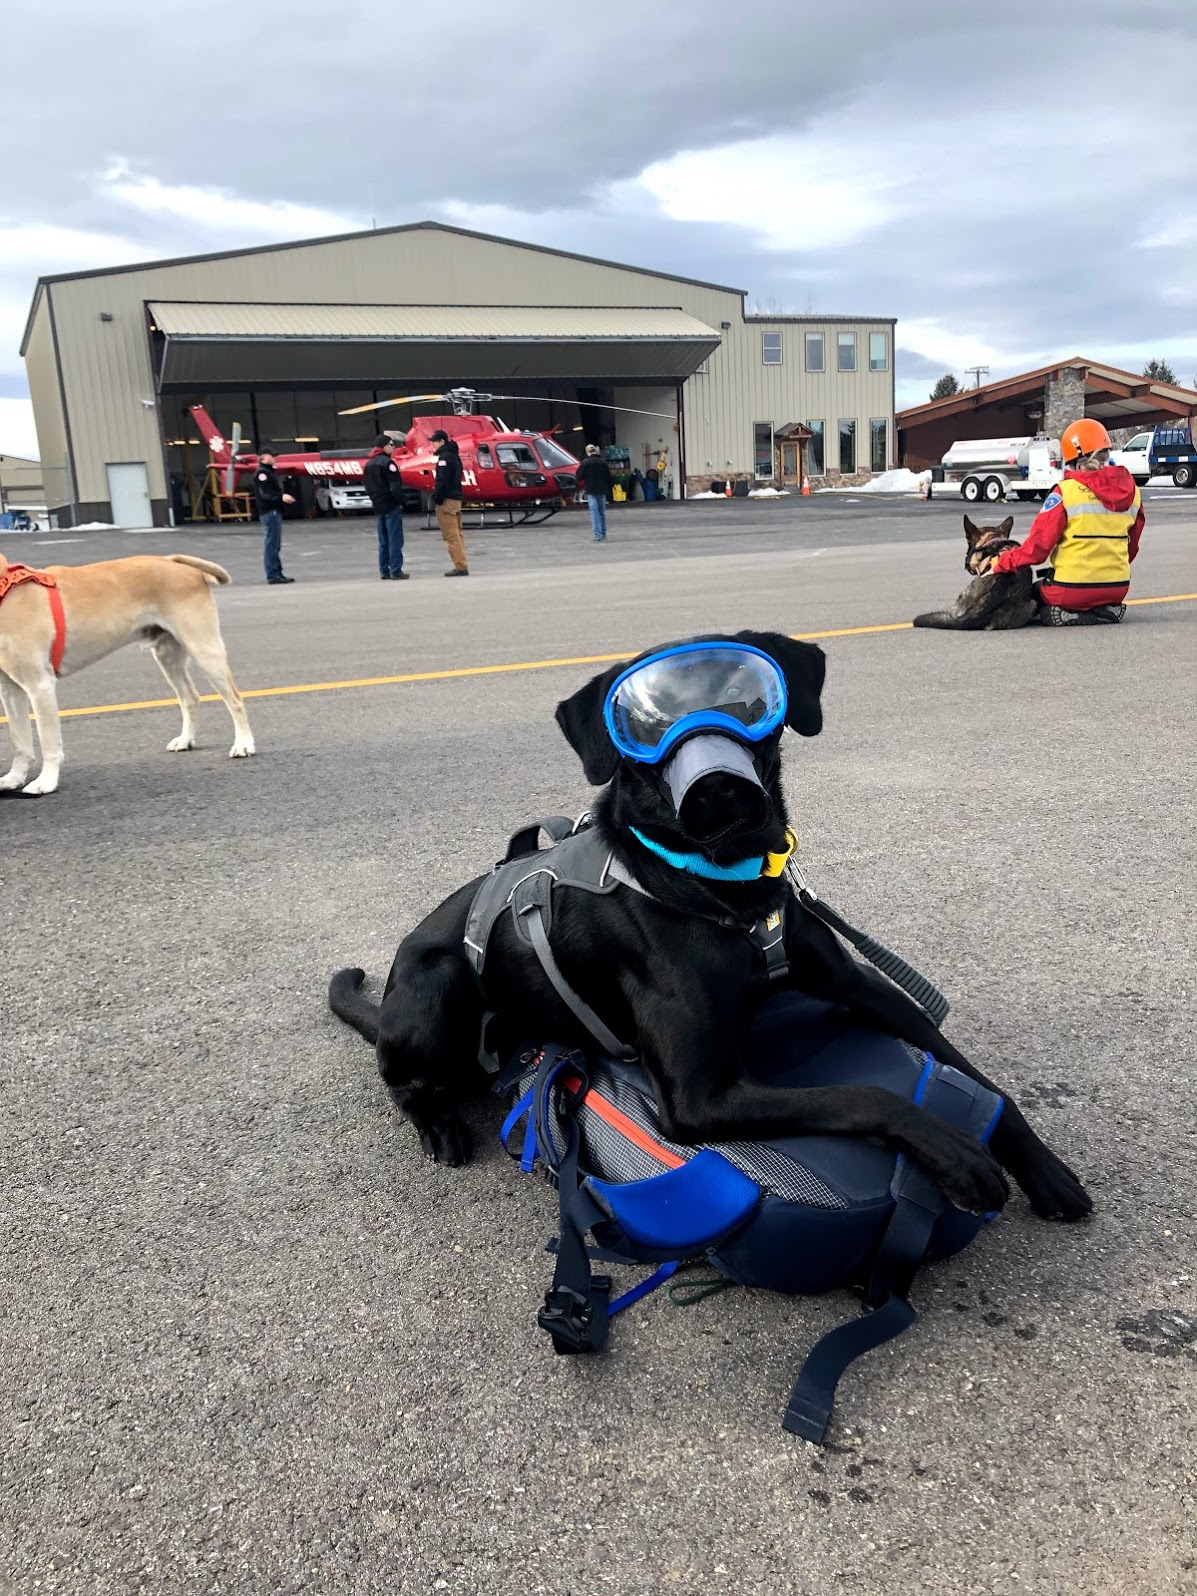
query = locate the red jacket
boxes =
[989,464,1143,608]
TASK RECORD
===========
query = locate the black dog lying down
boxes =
[913,516,1040,631]
[329,629,1090,1222]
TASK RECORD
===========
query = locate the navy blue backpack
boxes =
[498,990,1003,1442]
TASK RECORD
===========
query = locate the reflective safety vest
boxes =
[1049,478,1139,587]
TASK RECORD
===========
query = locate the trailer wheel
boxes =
[982,476,1004,503]
[962,477,982,503]
[1173,464,1196,489]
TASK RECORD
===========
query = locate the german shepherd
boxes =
[913,516,1040,631]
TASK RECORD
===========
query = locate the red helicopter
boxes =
[186,388,673,525]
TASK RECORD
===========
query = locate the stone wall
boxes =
[1043,365,1087,440]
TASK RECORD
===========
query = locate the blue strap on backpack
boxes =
[498,990,1003,1443]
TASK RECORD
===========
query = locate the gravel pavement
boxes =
[3,497,1195,1595]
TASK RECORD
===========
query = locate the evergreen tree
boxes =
[930,373,960,400]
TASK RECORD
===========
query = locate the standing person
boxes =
[429,430,469,576]
[252,452,295,585]
[363,435,409,581]
[576,443,612,541]
[987,418,1143,625]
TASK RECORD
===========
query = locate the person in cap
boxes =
[429,430,469,576]
[362,434,409,581]
[575,443,613,542]
[987,418,1144,624]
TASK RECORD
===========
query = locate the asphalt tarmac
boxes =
[3,496,1196,1595]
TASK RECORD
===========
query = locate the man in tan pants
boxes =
[430,429,470,576]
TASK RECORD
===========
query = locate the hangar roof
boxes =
[22,220,745,353]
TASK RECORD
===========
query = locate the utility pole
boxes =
[965,365,989,389]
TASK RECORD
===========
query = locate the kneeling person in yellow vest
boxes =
[988,418,1144,625]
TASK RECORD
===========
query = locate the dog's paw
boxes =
[930,1130,1010,1215]
[228,738,255,759]
[416,1114,472,1167]
[1017,1150,1093,1222]
[0,770,30,791]
[20,772,59,796]
[166,734,196,753]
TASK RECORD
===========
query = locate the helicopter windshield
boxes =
[533,437,577,470]
[496,443,539,469]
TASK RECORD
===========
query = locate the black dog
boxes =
[913,516,1040,631]
[329,629,1090,1222]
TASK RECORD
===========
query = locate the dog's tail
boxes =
[167,554,232,586]
[912,607,966,630]
[329,967,381,1044]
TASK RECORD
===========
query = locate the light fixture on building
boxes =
[99,311,114,322]
[720,321,731,330]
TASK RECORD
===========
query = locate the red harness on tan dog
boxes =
[0,563,67,674]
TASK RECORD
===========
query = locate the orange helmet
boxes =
[1060,417,1111,464]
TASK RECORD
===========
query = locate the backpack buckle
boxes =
[537,1278,611,1354]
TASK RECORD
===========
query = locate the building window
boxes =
[869,331,888,372]
[805,332,824,372]
[805,420,825,475]
[753,422,774,479]
[837,332,857,372]
[870,418,888,473]
[761,331,782,366]
[839,419,856,475]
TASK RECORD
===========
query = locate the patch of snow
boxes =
[72,521,119,530]
[818,469,929,495]
[687,490,724,499]
[748,486,789,497]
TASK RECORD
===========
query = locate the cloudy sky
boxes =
[2,0,1196,458]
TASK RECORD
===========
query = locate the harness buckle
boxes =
[537,1278,611,1353]
[785,858,813,898]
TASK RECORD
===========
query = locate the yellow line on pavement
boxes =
[3,593,1194,725]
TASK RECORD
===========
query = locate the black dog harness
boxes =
[463,815,947,1071]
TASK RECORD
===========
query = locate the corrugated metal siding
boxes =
[22,294,70,507]
[42,227,892,500]
[148,301,719,341]
[683,322,895,476]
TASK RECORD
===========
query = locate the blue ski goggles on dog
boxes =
[603,642,787,765]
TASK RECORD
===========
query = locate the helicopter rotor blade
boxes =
[484,394,677,420]
[338,393,447,416]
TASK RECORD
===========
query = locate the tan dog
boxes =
[0,551,253,796]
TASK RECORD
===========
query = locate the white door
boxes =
[106,462,153,528]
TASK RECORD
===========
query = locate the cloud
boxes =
[0,398,38,459]
[99,162,362,241]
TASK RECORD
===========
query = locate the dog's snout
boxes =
[678,770,770,839]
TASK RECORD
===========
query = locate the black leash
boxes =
[787,862,950,1028]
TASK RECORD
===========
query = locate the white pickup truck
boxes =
[937,436,1063,504]
[1108,432,1154,483]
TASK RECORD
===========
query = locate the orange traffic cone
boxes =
[801,475,810,496]
[724,480,733,498]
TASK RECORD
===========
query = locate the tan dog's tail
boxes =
[167,554,232,585]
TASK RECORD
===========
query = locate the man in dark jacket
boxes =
[430,429,469,576]
[576,444,612,541]
[252,452,295,584]
[363,435,408,580]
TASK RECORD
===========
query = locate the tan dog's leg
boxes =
[150,633,201,752]
[0,668,36,790]
[166,606,254,758]
[17,666,64,795]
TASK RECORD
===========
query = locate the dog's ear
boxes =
[998,515,1014,536]
[964,515,981,543]
[554,664,624,785]
[733,630,826,738]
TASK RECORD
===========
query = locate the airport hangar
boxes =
[20,220,896,527]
